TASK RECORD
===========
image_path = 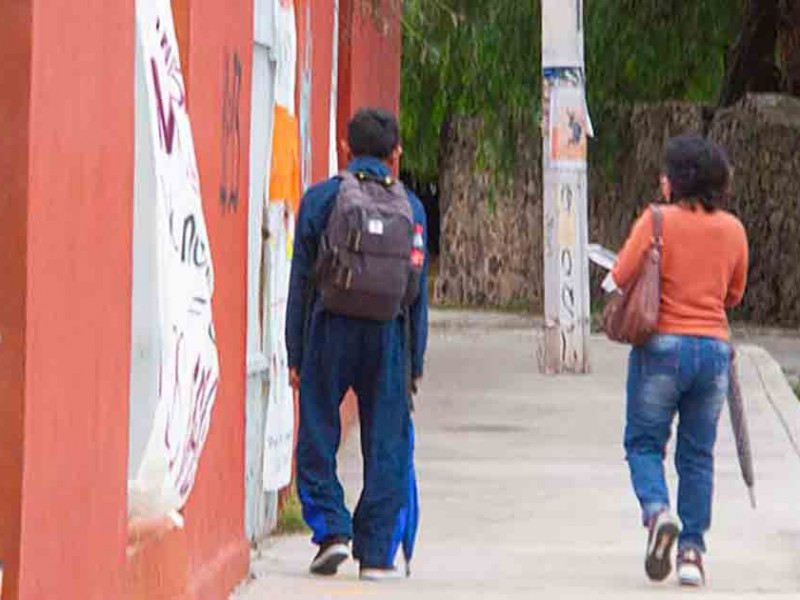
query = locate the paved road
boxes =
[236,318,800,599]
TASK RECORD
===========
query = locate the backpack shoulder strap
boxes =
[338,170,356,183]
[344,169,399,188]
[650,203,664,245]
[302,175,345,345]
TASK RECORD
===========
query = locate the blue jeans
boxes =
[625,334,730,553]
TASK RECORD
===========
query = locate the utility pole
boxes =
[540,0,591,374]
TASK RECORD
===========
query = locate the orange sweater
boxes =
[612,204,749,341]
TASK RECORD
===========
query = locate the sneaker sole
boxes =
[359,568,405,581]
[645,521,680,582]
[310,547,349,576]
[678,565,705,587]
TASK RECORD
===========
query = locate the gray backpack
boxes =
[315,170,423,321]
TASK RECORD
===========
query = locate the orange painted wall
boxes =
[337,0,402,170]
[300,0,404,187]
[300,0,336,183]
[181,0,251,594]
[0,3,32,600]
[0,1,402,598]
[0,1,135,599]
[125,0,251,598]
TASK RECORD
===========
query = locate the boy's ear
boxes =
[340,140,352,163]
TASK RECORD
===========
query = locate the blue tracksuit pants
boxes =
[296,307,414,568]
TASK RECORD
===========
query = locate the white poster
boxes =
[274,0,298,114]
[263,203,295,490]
[329,0,340,176]
[261,0,300,492]
[130,0,220,519]
[299,1,313,192]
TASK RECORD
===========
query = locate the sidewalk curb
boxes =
[737,344,800,452]
[429,308,543,331]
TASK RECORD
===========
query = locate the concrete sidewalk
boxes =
[235,317,800,599]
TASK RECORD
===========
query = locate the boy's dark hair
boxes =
[347,108,400,160]
[665,134,731,212]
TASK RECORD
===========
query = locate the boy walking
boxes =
[286,108,428,580]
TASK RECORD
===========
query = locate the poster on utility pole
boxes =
[548,85,588,170]
[130,0,220,520]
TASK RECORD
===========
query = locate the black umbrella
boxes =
[728,350,756,508]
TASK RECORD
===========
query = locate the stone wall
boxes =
[434,118,543,310]
[709,94,800,326]
[435,95,800,327]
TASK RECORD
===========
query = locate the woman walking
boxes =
[612,135,749,587]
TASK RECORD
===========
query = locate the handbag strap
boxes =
[650,204,664,246]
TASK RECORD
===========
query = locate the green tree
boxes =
[401,0,541,181]
[401,0,746,182]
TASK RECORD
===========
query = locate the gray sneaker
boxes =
[644,512,682,582]
[309,537,350,576]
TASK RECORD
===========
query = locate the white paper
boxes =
[329,0,340,176]
[587,243,617,270]
[130,0,220,519]
[273,0,298,113]
[263,203,295,491]
[601,273,619,294]
[587,244,619,294]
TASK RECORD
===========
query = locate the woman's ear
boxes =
[660,174,672,202]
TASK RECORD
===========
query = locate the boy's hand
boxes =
[289,367,300,391]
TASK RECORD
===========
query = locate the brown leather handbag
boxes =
[602,204,663,345]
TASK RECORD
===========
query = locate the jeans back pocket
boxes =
[642,335,681,377]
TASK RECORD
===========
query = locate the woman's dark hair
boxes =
[347,108,400,160]
[665,134,731,212]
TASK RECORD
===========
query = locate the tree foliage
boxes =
[401,0,541,181]
[400,0,746,181]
